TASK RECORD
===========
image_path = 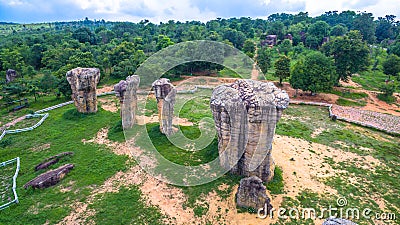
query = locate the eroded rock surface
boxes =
[115,75,140,129]
[152,78,176,135]
[6,69,17,83]
[210,79,289,182]
[236,176,272,212]
[66,68,100,113]
[24,164,74,189]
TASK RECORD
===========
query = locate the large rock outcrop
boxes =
[114,75,140,129]
[210,79,289,182]
[66,68,100,113]
[152,78,176,135]
[6,69,17,83]
[236,176,272,212]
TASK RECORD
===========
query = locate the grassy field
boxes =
[0,93,399,224]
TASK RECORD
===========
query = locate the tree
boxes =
[306,21,330,48]
[274,55,291,85]
[267,21,285,40]
[156,35,174,51]
[375,15,396,43]
[256,47,272,75]
[223,28,246,49]
[290,52,336,94]
[278,39,292,55]
[382,54,400,80]
[388,41,400,57]
[353,12,376,44]
[39,72,59,94]
[243,39,255,58]
[72,27,97,44]
[322,30,370,82]
[330,25,347,36]
[378,81,397,103]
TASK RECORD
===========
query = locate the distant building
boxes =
[261,35,277,47]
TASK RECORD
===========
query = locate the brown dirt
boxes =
[136,115,194,127]
[96,86,113,94]
[29,143,51,152]
[98,98,118,113]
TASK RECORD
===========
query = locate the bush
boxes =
[0,138,12,148]
[377,94,396,104]
[62,108,96,120]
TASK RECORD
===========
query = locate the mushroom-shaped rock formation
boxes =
[152,78,176,135]
[115,75,140,129]
[66,68,100,113]
[210,79,289,182]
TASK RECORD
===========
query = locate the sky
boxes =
[0,0,399,23]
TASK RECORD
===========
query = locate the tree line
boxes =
[0,11,399,104]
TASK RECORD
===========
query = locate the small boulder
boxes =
[236,176,272,213]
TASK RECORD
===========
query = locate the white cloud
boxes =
[0,0,399,23]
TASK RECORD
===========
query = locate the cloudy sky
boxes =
[0,0,399,23]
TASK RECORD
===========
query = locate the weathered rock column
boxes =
[114,75,140,129]
[6,69,17,83]
[152,78,176,135]
[210,79,289,182]
[66,68,100,113]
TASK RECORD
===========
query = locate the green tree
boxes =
[353,12,376,44]
[388,41,400,57]
[274,55,291,85]
[256,47,272,75]
[290,52,336,94]
[156,35,174,51]
[306,21,330,48]
[223,28,246,49]
[243,39,256,58]
[330,24,347,36]
[39,72,59,94]
[72,27,97,44]
[375,15,396,43]
[322,30,370,82]
[382,54,400,80]
[278,39,292,55]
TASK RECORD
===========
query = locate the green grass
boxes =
[336,98,367,107]
[0,105,129,224]
[138,123,218,166]
[352,70,400,92]
[88,186,165,224]
[328,89,368,100]
[266,167,284,195]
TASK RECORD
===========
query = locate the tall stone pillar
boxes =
[114,75,140,129]
[152,78,176,136]
[210,79,289,182]
[66,68,100,113]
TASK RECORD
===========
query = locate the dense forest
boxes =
[1,11,400,105]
